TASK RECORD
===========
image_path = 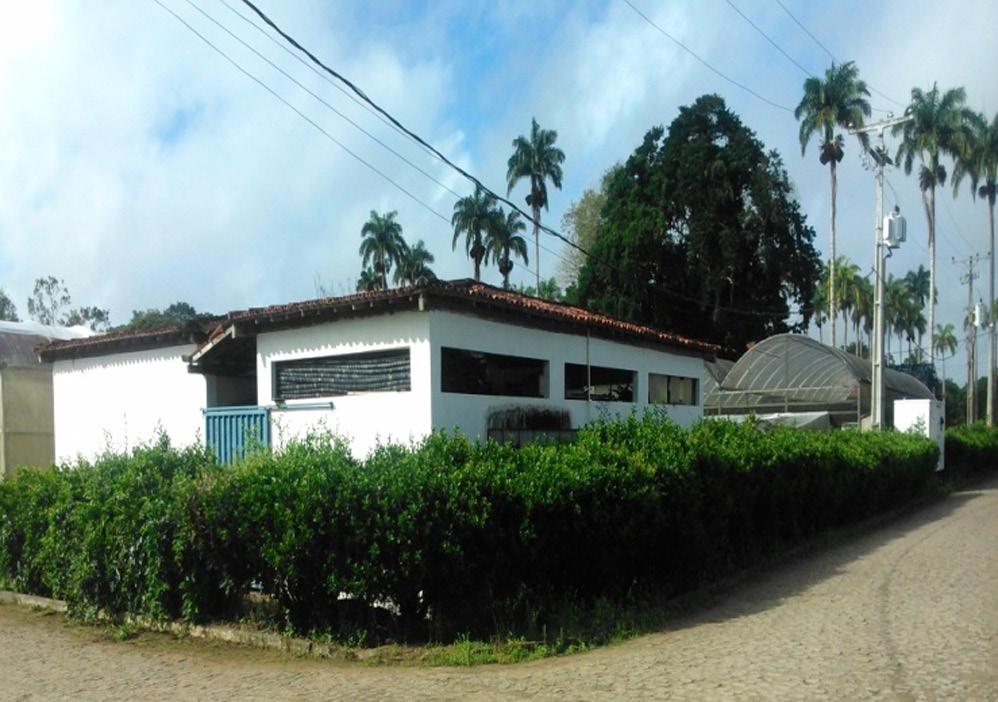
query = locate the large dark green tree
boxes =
[576,95,820,353]
[558,165,620,286]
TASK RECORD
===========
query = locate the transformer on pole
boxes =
[850,114,912,430]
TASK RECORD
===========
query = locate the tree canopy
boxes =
[25,276,110,331]
[575,95,820,353]
[117,302,212,332]
[0,289,19,322]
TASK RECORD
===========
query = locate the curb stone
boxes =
[0,590,342,658]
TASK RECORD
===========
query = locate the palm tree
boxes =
[954,111,998,423]
[934,322,959,388]
[486,208,529,289]
[452,186,496,282]
[893,83,977,362]
[507,117,566,289]
[833,256,860,350]
[359,210,406,290]
[850,272,874,359]
[356,267,381,293]
[885,274,914,361]
[812,263,828,344]
[904,265,931,353]
[393,240,436,287]
[795,62,872,349]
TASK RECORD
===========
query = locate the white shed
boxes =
[42,280,717,461]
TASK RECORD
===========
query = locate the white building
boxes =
[41,280,716,462]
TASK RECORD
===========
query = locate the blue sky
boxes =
[1,0,997,373]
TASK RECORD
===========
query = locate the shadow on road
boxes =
[646,476,998,635]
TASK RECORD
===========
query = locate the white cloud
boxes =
[1,0,996,385]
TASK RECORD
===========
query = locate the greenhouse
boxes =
[704,334,934,428]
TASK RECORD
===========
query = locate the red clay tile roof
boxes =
[38,323,213,362]
[40,280,718,361]
[215,279,717,356]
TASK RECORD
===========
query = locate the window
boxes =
[649,373,698,406]
[564,363,635,402]
[441,347,548,397]
[274,348,410,400]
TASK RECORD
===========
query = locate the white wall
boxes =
[427,311,705,441]
[894,398,945,472]
[256,312,432,458]
[52,344,205,463]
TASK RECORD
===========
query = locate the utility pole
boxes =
[954,253,986,424]
[851,114,911,430]
[989,232,995,426]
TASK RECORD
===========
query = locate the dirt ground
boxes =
[2,478,996,701]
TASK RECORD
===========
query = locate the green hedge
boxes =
[0,417,938,640]
[945,423,998,479]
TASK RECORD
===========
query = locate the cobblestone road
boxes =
[2,479,996,701]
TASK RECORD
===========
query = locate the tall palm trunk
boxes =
[924,184,936,362]
[474,233,482,282]
[829,161,838,348]
[380,250,387,290]
[532,197,541,290]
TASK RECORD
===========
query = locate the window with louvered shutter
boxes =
[273,348,411,400]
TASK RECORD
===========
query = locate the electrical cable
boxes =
[772,0,906,109]
[940,194,979,253]
[215,0,438,163]
[158,0,824,321]
[182,0,462,199]
[236,0,814,320]
[151,0,453,225]
[620,0,795,113]
[238,0,586,255]
[723,0,813,78]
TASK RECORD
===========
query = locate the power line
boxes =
[237,0,585,255]
[151,0,453,225]
[723,0,813,78]
[772,0,906,109]
[181,0,462,200]
[620,0,795,113]
[941,193,978,253]
[165,0,817,322]
[215,0,435,162]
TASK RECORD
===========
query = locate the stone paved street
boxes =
[2,479,996,701]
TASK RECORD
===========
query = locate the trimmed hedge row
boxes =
[945,423,998,479]
[1,417,938,639]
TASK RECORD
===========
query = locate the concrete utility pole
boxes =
[954,253,986,424]
[989,237,995,426]
[851,114,912,430]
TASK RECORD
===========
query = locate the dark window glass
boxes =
[274,348,410,400]
[564,363,635,402]
[441,347,548,397]
[649,373,698,405]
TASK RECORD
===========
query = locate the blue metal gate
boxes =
[204,406,271,464]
